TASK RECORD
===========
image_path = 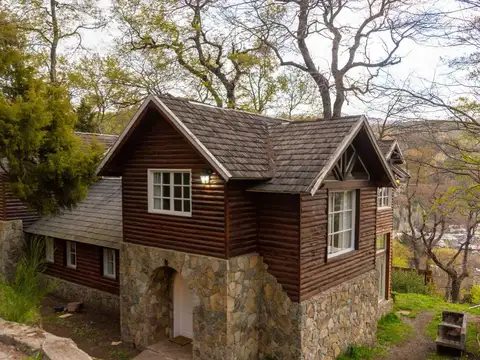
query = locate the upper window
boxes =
[103,248,116,279]
[377,187,392,208]
[45,238,54,263]
[328,190,357,258]
[376,234,387,252]
[148,170,192,217]
[66,241,77,269]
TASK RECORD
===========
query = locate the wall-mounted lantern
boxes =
[200,169,212,184]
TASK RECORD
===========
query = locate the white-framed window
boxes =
[376,253,387,300]
[328,190,357,258]
[103,248,116,279]
[45,238,54,263]
[66,241,77,269]
[377,187,392,208]
[376,234,388,252]
[148,170,192,217]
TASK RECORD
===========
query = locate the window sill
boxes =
[66,265,77,270]
[377,206,392,211]
[46,259,54,264]
[103,274,116,280]
[148,209,192,217]
[327,248,356,262]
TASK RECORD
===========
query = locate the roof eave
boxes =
[96,95,232,181]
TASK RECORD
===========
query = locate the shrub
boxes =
[391,269,428,294]
[469,285,480,305]
[337,345,379,360]
[0,237,56,324]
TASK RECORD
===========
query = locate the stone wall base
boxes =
[40,274,119,314]
[377,299,394,319]
[0,220,24,282]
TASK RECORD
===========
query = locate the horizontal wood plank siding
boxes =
[258,193,300,302]
[120,109,226,258]
[45,239,119,295]
[300,186,377,301]
[0,176,5,220]
[227,182,257,257]
[0,175,38,227]
[376,208,393,236]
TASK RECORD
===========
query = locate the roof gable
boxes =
[97,96,397,194]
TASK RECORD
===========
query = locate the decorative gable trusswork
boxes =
[97,95,398,195]
[329,145,369,181]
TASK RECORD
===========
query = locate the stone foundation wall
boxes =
[377,299,394,319]
[298,270,378,360]
[122,243,381,360]
[120,242,229,360]
[41,274,119,314]
[0,220,24,281]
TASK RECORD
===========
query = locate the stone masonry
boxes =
[121,242,382,360]
[0,220,24,282]
[40,274,120,314]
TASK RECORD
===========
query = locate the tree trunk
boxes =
[50,0,59,84]
[450,276,462,303]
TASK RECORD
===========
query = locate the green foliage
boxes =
[75,97,97,133]
[392,240,411,268]
[0,12,103,214]
[394,293,480,317]
[109,350,131,360]
[0,237,56,324]
[391,269,429,294]
[377,313,414,346]
[469,285,480,305]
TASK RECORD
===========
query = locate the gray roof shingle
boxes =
[25,177,122,249]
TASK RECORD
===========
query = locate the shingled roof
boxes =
[25,177,122,249]
[98,95,396,194]
[75,132,119,149]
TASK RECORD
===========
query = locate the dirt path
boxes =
[380,312,435,360]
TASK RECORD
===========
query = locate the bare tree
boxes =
[232,0,441,119]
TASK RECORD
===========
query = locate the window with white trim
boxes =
[328,190,356,258]
[148,170,192,216]
[103,248,116,279]
[45,238,54,263]
[376,234,387,252]
[66,241,77,269]
[377,187,392,208]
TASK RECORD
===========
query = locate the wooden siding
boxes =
[299,186,377,301]
[45,239,119,295]
[119,109,226,258]
[257,193,300,302]
[377,208,393,236]
[0,175,38,227]
[227,181,257,257]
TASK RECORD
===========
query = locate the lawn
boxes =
[394,293,480,359]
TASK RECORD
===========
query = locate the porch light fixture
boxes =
[200,169,212,184]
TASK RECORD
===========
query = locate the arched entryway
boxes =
[173,272,193,339]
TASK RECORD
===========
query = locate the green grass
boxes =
[109,350,132,360]
[394,293,480,318]
[0,237,56,325]
[377,313,414,346]
[395,293,480,358]
[336,313,412,359]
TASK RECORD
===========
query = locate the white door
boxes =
[173,273,193,339]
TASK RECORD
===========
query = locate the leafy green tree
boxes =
[0,12,102,214]
[75,97,97,133]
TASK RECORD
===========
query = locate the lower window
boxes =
[45,238,54,263]
[66,241,77,269]
[103,248,116,279]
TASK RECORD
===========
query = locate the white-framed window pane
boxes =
[328,190,356,258]
[66,241,76,268]
[376,234,387,251]
[45,238,54,263]
[103,248,116,279]
[148,170,192,216]
[377,253,386,300]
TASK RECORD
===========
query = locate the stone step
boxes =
[133,349,169,360]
